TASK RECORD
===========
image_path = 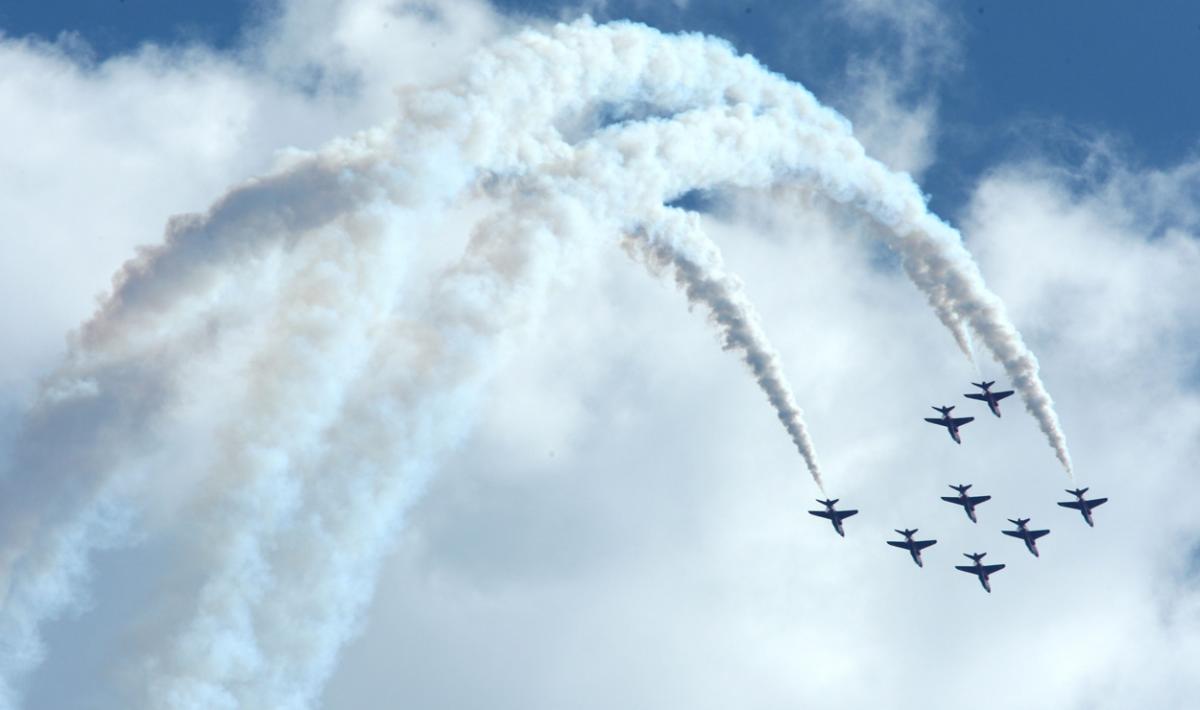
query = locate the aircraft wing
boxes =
[940,496,963,504]
[1087,497,1109,508]
[1057,500,1084,511]
[954,565,976,574]
[808,510,834,520]
[1001,530,1022,538]
[835,509,859,521]
[886,540,910,549]
[963,393,988,401]
[913,540,937,550]
[1029,529,1050,539]
[966,495,991,506]
[924,418,950,427]
[980,563,1006,575]
[950,416,975,426]
[993,390,1015,400]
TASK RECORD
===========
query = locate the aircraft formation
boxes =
[808,380,1108,593]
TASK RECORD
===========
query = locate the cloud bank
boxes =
[2,3,1195,710]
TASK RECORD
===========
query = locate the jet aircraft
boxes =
[1057,488,1108,527]
[1001,518,1050,557]
[886,528,937,567]
[963,380,1015,418]
[807,499,858,537]
[940,484,991,523]
[924,405,974,444]
[955,552,1006,593]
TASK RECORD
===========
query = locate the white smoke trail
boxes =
[148,192,593,708]
[565,94,1073,475]
[142,53,854,703]
[0,156,401,707]
[0,16,1076,710]
[624,208,826,492]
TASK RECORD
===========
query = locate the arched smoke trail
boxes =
[567,96,1073,475]
[0,17,1073,709]
[145,194,592,708]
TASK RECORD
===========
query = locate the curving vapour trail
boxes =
[567,95,1073,475]
[625,208,827,493]
[145,194,592,708]
[0,17,1074,709]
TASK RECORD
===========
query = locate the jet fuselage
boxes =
[925,406,974,445]
[955,554,1005,593]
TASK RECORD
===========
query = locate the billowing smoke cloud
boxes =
[0,17,1072,709]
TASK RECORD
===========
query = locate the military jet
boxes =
[955,552,1006,593]
[1001,518,1050,557]
[940,484,991,523]
[807,499,858,537]
[924,405,974,444]
[886,528,938,567]
[1057,488,1108,527]
[963,380,1015,418]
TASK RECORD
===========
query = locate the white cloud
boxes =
[0,0,503,403]
[838,64,939,176]
[0,3,503,707]
[322,155,1200,709]
[1,4,1197,710]
[819,0,960,177]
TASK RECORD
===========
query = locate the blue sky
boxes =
[0,0,261,53]
[4,0,1200,217]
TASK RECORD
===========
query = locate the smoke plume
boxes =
[0,17,1072,709]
